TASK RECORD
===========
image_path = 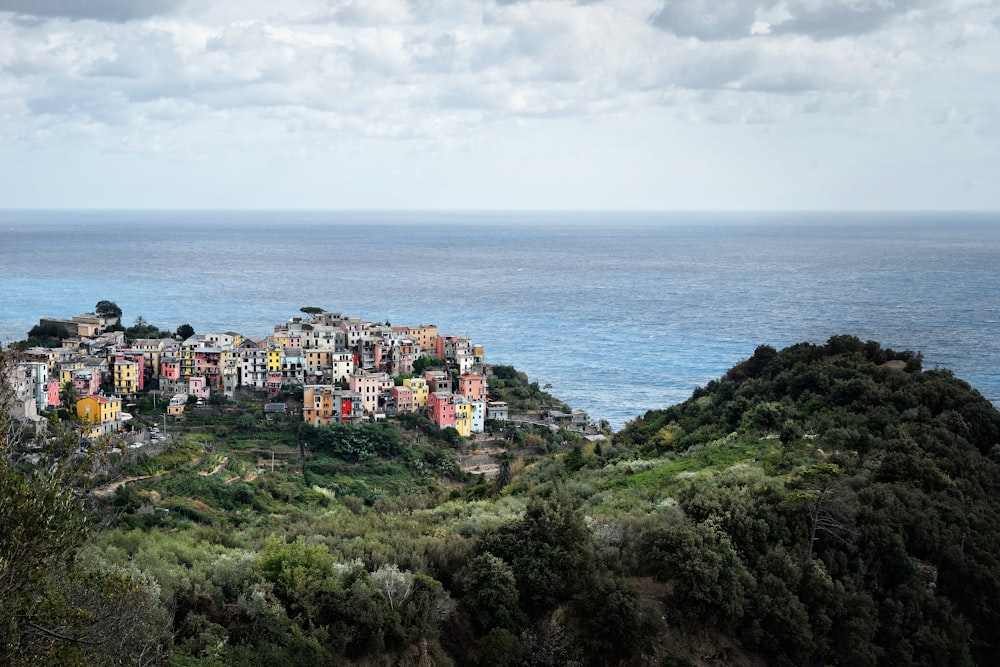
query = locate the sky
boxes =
[0,0,997,210]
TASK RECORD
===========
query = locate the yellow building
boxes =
[407,324,438,355]
[220,349,241,394]
[266,343,282,374]
[58,362,85,386]
[168,393,187,419]
[178,345,197,378]
[454,398,472,438]
[76,395,122,438]
[268,331,293,349]
[303,385,337,427]
[114,359,139,396]
[403,377,429,409]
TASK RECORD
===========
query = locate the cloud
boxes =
[0,0,993,171]
[651,0,759,40]
[0,0,183,22]
[328,0,414,25]
[772,0,918,39]
[651,0,931,41]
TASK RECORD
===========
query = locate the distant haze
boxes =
[0,0,997,210]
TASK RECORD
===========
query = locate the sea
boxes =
[2,210,998,430]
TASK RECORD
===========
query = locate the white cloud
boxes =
[0,0,183,22]
[0,0,997,208]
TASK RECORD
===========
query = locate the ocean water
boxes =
[2,210,998,429]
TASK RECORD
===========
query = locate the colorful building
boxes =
[160,356,181,381]
[403,377,429,410]
[302,385,363,426]
[391,385,413,414]
[349,371,393,413]
[168,393,187,419]
[266,342,282,374]
[423,370,452,394]
[406,324,437,354]
[427,391,457,429]
[113,357,141,396]
[71,368,103,398]
[76,395,122,438]
[453,397,472,437]
[470,400,485,434]
[458,373,487,403]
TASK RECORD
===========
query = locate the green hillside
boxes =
[4,336,1000,666]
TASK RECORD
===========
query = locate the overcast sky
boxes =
[0,0,997,210]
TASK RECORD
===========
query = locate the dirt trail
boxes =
[91,473,160,497]
[90,455,208,496]
[199,456,229,476]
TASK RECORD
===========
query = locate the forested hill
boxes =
[6,337,1000,666]
[615,335,1000,665]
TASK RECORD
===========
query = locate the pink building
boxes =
[45,380,60,409]
[71,368,103,397]
[266,371,283,396]
[195,348,222,390]
[161,357,181,381]
[427,391,457,428]
[349,371,393,413]
[391,385,413,413]
[458,373,486,402]
[188,377,210,399]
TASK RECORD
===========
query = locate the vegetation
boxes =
[487,365,569,413]
[95,300,123,320]
[23,321,71,347]
[176,323,196,340]
[5,336,1000,665]
[125,316,174,340]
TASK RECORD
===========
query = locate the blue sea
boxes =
[2,210,998,429]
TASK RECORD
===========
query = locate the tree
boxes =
[460,553,522,633]
[94,300,122,320]
[25,322,70,347]
[175,323,195,340]
[207,392,229,415]
[573,575,646,664]
[478,498,595,617]
[564,444,584,472]
[300,307,324,317]
[639,523,751,626]
[787,463,855,557]
[60,380,79,411]
[0,347,170,664]
[413,355,444,374]
[474,628,523,667]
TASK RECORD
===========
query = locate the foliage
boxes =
[308,421,404,462]
[24,321,71,347]
[95,300,122,319]
[477,497,595,618]
[1,348,170,664]
[9,336,1000,665]
[0,458,90,662]
[459,553,523,633]
[486,366,568,412]
[125,316,172,340]
[413,355,445,374]
[617,335,1000,665]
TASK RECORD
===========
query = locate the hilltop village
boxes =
[11,307,589,441]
